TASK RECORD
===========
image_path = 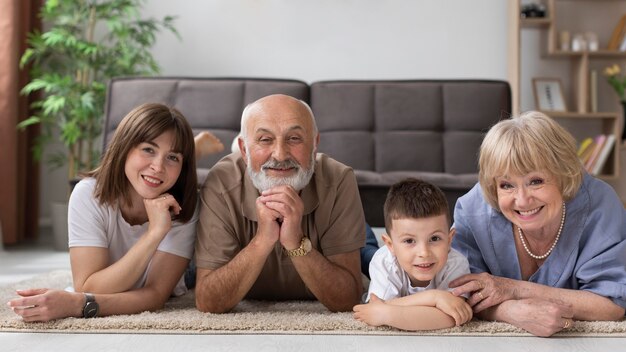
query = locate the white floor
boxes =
[0,229,623,351]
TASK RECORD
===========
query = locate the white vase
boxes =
[50,201,69,251]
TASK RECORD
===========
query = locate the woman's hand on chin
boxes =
[144,193,181,237]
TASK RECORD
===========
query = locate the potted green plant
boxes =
[19,0,178,181]
[18,0,179,249]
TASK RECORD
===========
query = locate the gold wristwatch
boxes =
[284,237,312,257]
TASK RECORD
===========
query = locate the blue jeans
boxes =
[360,223,379,279]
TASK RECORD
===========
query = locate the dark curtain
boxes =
[0,0,41,245]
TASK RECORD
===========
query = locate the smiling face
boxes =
[239,95,319,192]
[124,129,183,203]
[383,215,454,287]
[495,171,564,236]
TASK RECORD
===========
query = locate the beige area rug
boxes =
[1,271,625,336]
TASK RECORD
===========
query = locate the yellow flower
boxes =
[604,64,621,77]
[605,64,626,102]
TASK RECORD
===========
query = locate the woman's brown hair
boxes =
[87,103,197,222]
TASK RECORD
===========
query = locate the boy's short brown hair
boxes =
[383,178,449,233]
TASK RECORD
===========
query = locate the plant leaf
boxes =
[16,116,42,130]
[42,95,66,116]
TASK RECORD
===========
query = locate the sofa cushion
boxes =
[319,131,375,171]
[376,131,443,172]
[310,80,511,175]
[442,82,511,174]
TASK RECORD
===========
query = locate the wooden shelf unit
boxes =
[546,51,626,58]
[511,0,626,179]
[521,17,552,28]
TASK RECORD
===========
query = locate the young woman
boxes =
[7,103,222,321]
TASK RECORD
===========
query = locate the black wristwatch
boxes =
[82,293,99,318]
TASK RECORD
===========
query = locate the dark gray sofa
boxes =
[103,77,511,226]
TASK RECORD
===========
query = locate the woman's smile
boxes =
[516,206,542,218]
[142,175,164,187]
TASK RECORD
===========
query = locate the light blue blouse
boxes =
[452,173,626,309]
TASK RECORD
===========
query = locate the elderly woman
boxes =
[450,111,626,337]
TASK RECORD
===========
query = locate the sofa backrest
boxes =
[310,80,511,175]
[104,77,511,181]
[103,77,310,170]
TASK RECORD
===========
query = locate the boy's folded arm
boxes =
[385,289,442,307]
[387,290,473,326]
[354,296,457,331]
[381,304,457,331]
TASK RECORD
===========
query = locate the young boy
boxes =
[353,178,472,331]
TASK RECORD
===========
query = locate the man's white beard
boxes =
[247,151,316,192]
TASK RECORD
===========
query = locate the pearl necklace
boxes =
[517,202,566,260]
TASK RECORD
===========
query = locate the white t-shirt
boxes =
[365,245,470,302]
[68,178,197,296]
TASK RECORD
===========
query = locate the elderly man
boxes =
[195,94,365,313]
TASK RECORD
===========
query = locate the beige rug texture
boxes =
[1,270,625,336]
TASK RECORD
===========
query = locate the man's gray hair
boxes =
[239,97,318,143]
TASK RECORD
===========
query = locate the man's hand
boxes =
[433,291,473,326]
[258,185,304,250]
[254,196,282,246]
[353,294,390,327]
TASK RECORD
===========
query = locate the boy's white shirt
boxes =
[365,245,470,302]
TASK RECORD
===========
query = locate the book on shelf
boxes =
[577,137,593,155]
[608,14,626,50]
[591,135,616,176]
[584,134,606,173]
[589,70,598,113]
[578,137,595,165]
[620,35,626,52]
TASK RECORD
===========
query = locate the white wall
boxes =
[143,0,509,81]
[39,0,510,225]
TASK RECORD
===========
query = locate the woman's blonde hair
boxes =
[87,103,197,222]
[478,111,583,211]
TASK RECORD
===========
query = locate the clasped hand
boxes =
[143,193,181,238]
[256,185,304,249]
